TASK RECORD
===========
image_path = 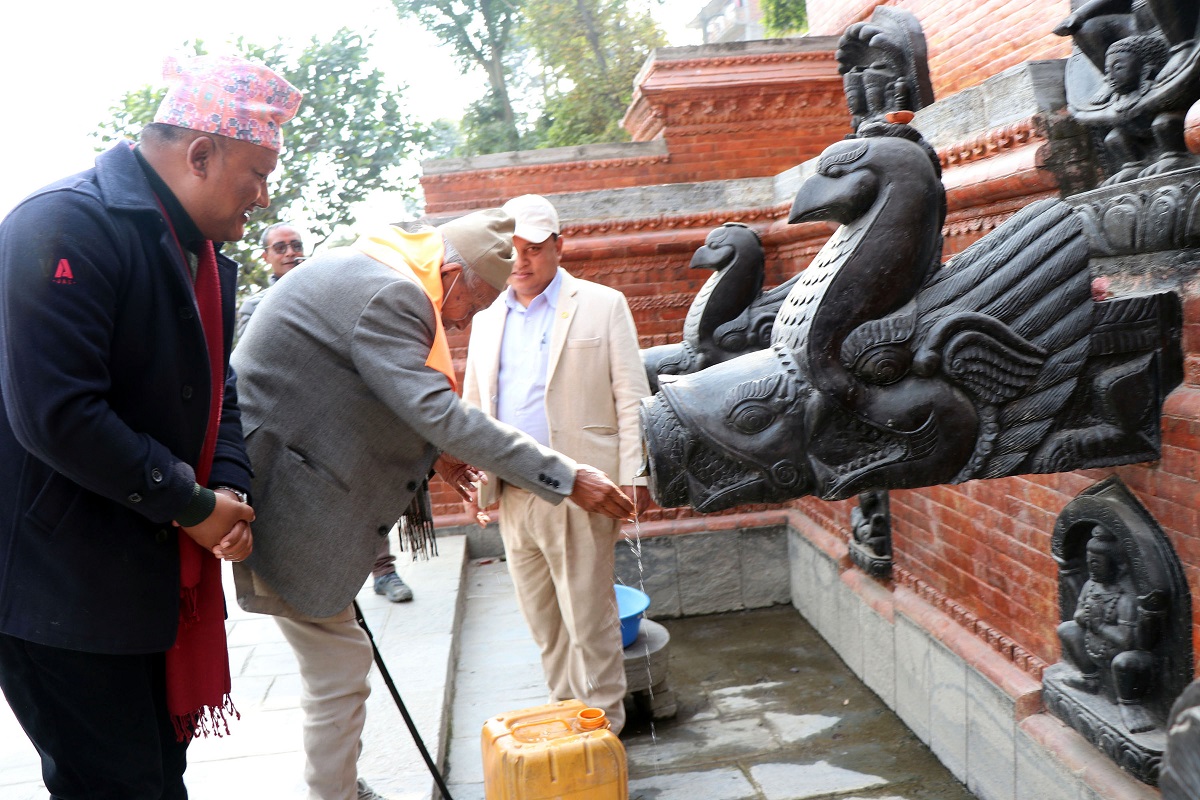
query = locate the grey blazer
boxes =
[230,248,576,618]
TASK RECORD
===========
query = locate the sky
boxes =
[0,0,702,224]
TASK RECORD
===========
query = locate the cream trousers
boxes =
[499,486,627,733]
[275,606,373,800]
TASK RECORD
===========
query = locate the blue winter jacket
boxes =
[0,142,252,654]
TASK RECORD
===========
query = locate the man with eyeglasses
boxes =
[235,222,306,340]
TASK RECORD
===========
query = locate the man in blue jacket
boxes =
[0,55,299,799]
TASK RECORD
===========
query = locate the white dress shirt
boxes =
[496,268,564,446]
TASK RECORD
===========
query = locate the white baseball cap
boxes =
[502,194,560,244]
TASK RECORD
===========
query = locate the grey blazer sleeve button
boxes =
[150,469,163,483]
[406,481,417,491]
[378,525,390,536]
[128,493,142,503]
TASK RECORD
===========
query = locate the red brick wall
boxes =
[807,0,1074,99]
[421,153,673,218]
[421,120,850,217]
[422,8,1200,687]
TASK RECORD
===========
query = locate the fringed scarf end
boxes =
[172,694,240,742]
[398,479,438,561]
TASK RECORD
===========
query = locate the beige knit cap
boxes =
[437,209,515,291]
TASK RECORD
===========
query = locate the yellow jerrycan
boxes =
[481,699,628,800]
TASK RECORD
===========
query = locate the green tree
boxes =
[462,90,521,156]
[392,0,523,154]
[94,29,428,296]
[762,0,808,37]
[425,118,466,159]
[521,0,665,147]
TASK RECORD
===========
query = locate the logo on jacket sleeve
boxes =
[52,258,76,285]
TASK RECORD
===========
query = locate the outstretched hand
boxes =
[620,485,652,517]
[436,453,486,501]
[464,495,492,527]
[570,465,635,521]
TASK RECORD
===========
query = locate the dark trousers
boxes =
[371,534,395,579]
[0,632,189,800]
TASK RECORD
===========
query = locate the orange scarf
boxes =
[353,227,458,392]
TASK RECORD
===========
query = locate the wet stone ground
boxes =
[619,606,977,800]
[446,558,976,800]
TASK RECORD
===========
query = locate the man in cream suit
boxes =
[231,208,633,800]
[463,195,651,734]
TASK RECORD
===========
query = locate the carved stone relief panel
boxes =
[848,490,892,579]
[1054,0,1200,185]
[837,6,935,131]
[1043,476,1192,786]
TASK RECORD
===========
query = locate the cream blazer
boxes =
[463,271,651,508]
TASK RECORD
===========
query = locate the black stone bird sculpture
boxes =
[641,222,797,392]
[641,125,1182,512]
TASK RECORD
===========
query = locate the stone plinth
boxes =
[623,619,676,720]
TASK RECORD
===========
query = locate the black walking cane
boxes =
[353,600,456,800]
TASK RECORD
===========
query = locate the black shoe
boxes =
[373,572,413,603]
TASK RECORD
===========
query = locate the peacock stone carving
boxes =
[641,8,936,394]
[640,122,1182,512]
[642,223,797,392]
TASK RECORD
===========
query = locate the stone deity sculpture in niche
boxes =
[1043,476,1191,786]
[848,490,891,579]
[639,120,1182,512]
[1057,525,1166,733]
[837,5,934,131]
[1054,0,1200,184]
[641,7,934,391]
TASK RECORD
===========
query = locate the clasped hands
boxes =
[178,489,255,562]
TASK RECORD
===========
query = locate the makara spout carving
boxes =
[641,125,1182,512]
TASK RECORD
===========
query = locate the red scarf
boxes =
[166,239,237,740]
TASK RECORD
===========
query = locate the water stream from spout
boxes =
[624,510,659,755]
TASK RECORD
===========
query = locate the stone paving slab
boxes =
[444,558,976,800]
[629,767,758,800]
[749,762,888,800]
[0,533,467,800]
[2,533,978,800]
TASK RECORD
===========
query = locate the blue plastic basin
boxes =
[614,584,651,648]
